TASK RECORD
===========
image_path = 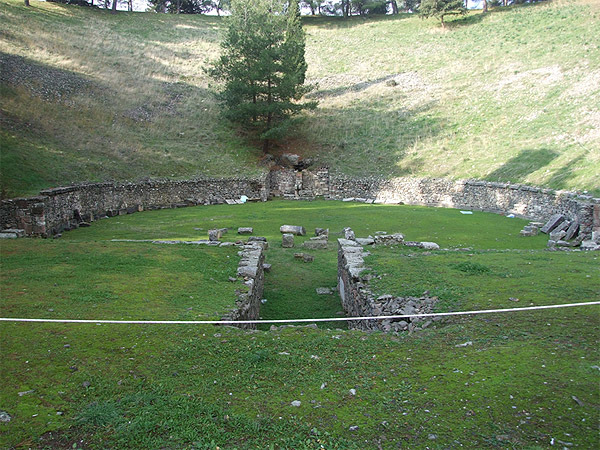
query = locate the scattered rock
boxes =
[237,227,253,235]
[294,252,305,259]
[420,241,440,250]
[0,411,11,423]
[228,277,237,282]
[315,228,329,237]
[291,400,301,407]
[18,390,34,396]
[349,389,356,396]
[262,263,272,273]
[455,341,473,347]
[316,287,334,295]
[63,344,71,348]
[349,425,359,431]
[82,381,91,388]
[428,434,437,440]
[303,254,314,263]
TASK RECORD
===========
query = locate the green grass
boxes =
[1,0,599,197]
[2,200,598,448]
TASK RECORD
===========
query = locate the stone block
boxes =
[315,228,329,237]
[540,214,566,234]
[356,238,375,246]
[282,233,294,248]
[420,242,440,250]
[549,230,566,241]
[280,225,306,236]
[564,220,580,241]
[208,229,223,241]
[344,228,356,240]
[303,254,314,263]
[238,227,253,234]
[0,232,18,239]
[303,238,328,250]
[262,263,272,273]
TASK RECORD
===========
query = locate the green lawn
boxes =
[1,201,598,448]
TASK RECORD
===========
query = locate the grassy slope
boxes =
[1,0,599,197]
[1,201,598,448]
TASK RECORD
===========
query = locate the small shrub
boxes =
[451,261,491,275]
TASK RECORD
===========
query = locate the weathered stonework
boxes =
[1,169,598,241]
[222,241,266,330]
[1,177,267,237]
[337,237,439,333]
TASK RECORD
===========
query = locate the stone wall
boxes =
[222,241,266,330]
[267,168,329,199]
[337,237,438,333]
[1,177,268,237]
[2,169,598,239]
[328,175,599,240]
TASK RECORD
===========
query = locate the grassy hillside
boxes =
[1,0,599,197]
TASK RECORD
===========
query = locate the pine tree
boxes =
[419,0,466,27]
[208,0,316,153]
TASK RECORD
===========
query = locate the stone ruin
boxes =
[337,229,441,334]
[520,213,600,250]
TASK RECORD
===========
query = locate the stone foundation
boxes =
[337,237,438,333]
[222,241,266,330]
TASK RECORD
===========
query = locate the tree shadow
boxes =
[298,98,441,178]
[545,154,586,191]
[484,148,559,183]
[306,74,400,100]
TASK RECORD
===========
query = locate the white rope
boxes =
[0,302,598,325]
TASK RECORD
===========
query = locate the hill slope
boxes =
[1,0,599,197]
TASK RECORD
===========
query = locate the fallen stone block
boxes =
[540,214,566,234]
[238,227,253,235]
[316,287,333,295]
[549,229,567,241]
[355,237,375,246]
[294,252,305,259]
[344,228,356,240]
[280,225,306,236]
[303,254,314,263]
[315,228,329,237]
[208,229,222,241]
[263,263,272,273]
[2,229,25,237]
[303,238,328,250]
[282,233,294,248]
[0,232,18,239]
[581,240,600,251]
[420,242,440,250]
[564,220,580,241]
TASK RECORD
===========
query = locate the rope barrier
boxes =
[0,301,598,325]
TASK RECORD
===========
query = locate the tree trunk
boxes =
[111,0,118,13]
[391,1,398,15]
[262,138,270,154]
[24,0,30,6]
[177,0,181,14]
[482,0,488,13]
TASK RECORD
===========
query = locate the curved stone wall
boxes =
[1,169,598,239]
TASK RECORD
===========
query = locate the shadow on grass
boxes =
[546,153,586,191]
[302,99,442,178]
[307,74,400,100]
[484,147,559,183]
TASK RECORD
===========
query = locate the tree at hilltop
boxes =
[208,0,316,153]
[419,0,466,27]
